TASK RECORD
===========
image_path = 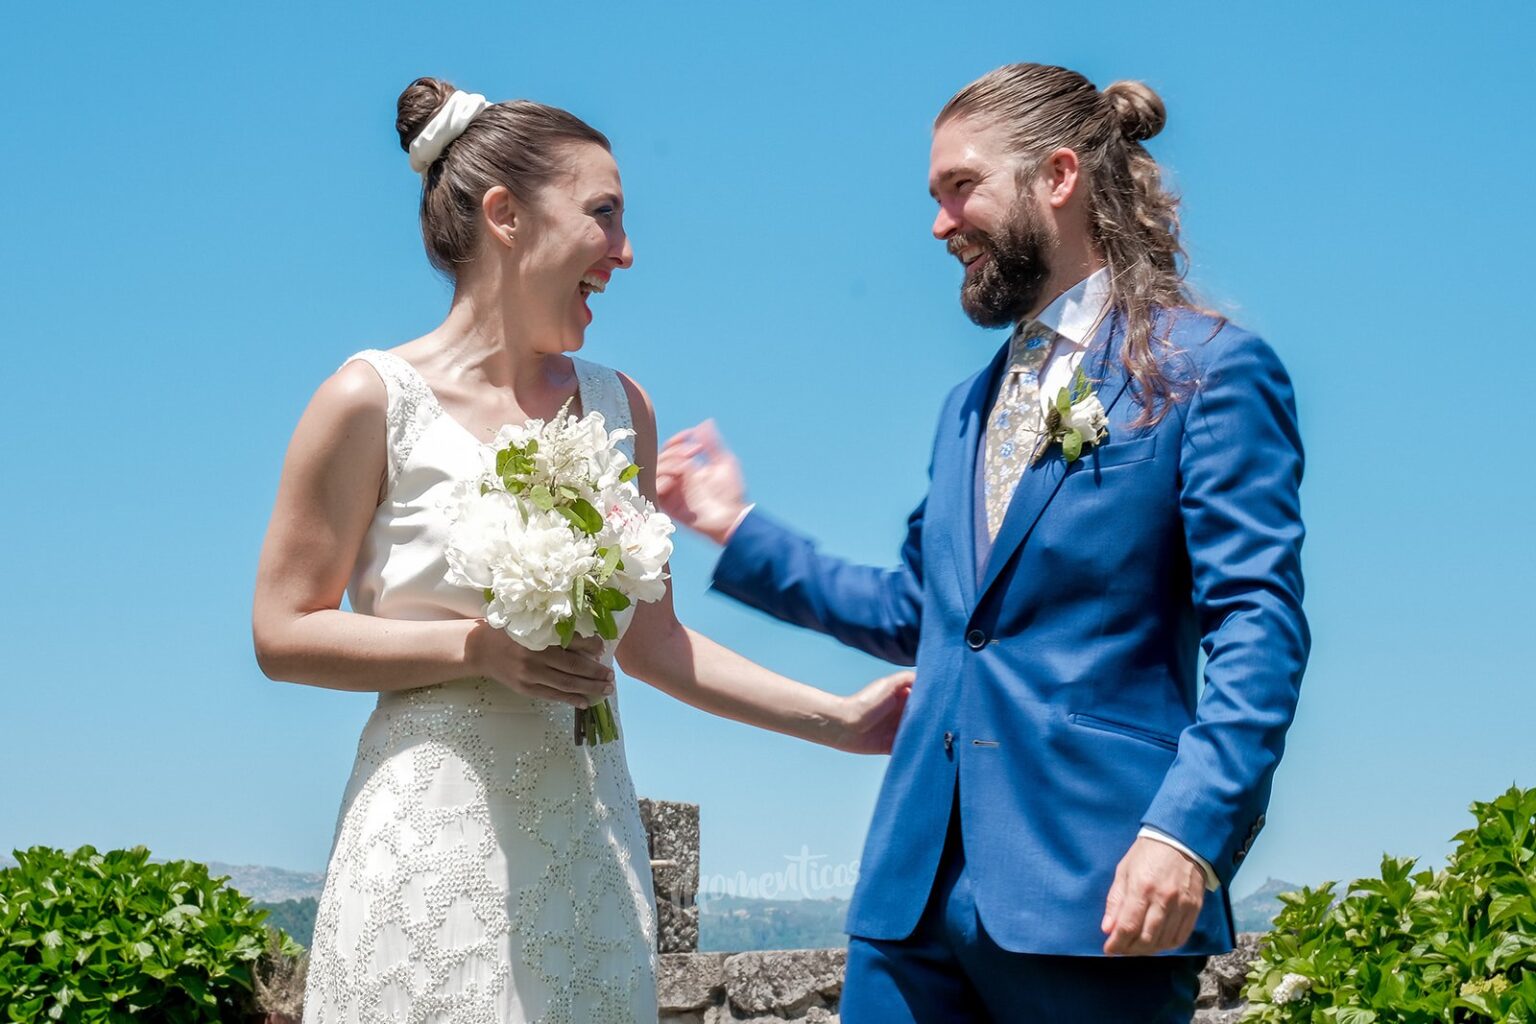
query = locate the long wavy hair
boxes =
[938,64,1214,425]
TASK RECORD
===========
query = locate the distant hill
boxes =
[0,851,323,904]
[699,895,851,952]
[0,850,1305,947]
[257,897,318,946]
[1232,877,1303,933]
[205,861,326,904]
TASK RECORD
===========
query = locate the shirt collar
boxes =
[1017,267,1112,350]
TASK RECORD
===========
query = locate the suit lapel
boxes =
[951,341,1011,611]
[974,313,1133,606]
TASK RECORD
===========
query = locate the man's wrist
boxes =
[1138,826,1220,891]
[711,502,756,546]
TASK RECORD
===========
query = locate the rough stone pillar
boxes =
[638,798,700,954]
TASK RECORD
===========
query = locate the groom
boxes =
[658,63,1307,1022]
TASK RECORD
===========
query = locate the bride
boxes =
[251,77,911,1023]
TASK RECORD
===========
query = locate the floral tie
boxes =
[983,322,1058,540]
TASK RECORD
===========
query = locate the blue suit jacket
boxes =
[712,309,1308,956]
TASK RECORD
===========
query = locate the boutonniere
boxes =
[1035,366,1109,465]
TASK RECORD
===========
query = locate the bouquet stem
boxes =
[575,699,619,746]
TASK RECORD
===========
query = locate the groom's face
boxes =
[929,117,1056,328]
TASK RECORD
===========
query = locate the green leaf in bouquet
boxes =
[557,484,581,501]
[556,618,575,648]
[482,588,495,605]
[596,587,631,612]
[1055,386,1072,417]
[572,576,587,612]
[528,485,555,511]
[619,464,640,483]
[561,499,604,535]
[1062,429,1083,463]
[594,605,618,641]
[596,547,623,582]
[526,439,538,454]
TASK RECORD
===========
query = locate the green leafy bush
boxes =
[0,845,304,1022]
[1244,786,1536,1022]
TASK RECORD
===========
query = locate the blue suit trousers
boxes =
[843,797,1207,1024]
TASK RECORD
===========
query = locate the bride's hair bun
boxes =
[1102,80,1166,143]
[396,76,459,152]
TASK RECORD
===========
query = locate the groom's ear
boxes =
[481,186,521,248]
[1040,147,1083,210]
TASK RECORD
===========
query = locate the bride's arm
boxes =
[614,375,911,753]
[251,361,613,707]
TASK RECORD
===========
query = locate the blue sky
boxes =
[4,1,1533,903]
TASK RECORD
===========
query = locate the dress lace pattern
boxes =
[302,352,656,1024]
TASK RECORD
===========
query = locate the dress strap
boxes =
[571,358,637,461]
[339,349,438,493]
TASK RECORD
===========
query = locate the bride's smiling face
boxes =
[503,142,633,352]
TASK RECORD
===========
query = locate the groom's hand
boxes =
[1100,837,1206,955]
[656,420,749,546]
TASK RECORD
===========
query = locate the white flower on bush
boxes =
[1272,972,1312,1004]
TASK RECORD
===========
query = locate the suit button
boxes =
[966,629,986,650]
[943,731,954,753]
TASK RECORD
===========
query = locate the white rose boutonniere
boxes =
[1035,366,1109,465]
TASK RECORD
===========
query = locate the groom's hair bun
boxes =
[392,77,611,282]
[396,76,459,152]
[1102,80,1166,143]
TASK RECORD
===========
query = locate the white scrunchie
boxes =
[408,90,490,174]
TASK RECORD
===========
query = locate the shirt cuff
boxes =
[1138,826,1220,891]
[722,502,757,544]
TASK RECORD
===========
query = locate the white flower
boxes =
[1272,972,1312,1004]
[601,491,674,603]
[1063,393,1109,444]
[443,404,674,660]
[445,496,599,650]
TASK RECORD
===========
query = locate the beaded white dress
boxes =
[301,349,658,1024]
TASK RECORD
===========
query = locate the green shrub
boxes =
[1244,785,1536,1022]
[0,845,304,1023]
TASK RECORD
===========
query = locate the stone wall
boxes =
[653,936,1263,1023]
[641,799,1264,1023]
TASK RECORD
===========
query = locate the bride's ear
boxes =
[482,186,520,248]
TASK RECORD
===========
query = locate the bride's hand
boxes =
[831,671,915,754]
[656,420,749,546]
[468,625,615,708]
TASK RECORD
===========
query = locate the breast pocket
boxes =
[1085,435,1157,469]
[1061,435,1159,488]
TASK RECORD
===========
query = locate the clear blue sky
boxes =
[5,1,1533,902]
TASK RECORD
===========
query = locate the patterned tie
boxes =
[983,322,1058,540]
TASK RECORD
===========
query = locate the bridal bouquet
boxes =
[442,403,673,745]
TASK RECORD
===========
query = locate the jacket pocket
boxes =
[1069,712,1179,751]
[1086,435,1157,469]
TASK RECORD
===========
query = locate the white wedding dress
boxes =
[302,349,658,1024]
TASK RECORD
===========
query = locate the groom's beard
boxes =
[953,197,1053,329]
